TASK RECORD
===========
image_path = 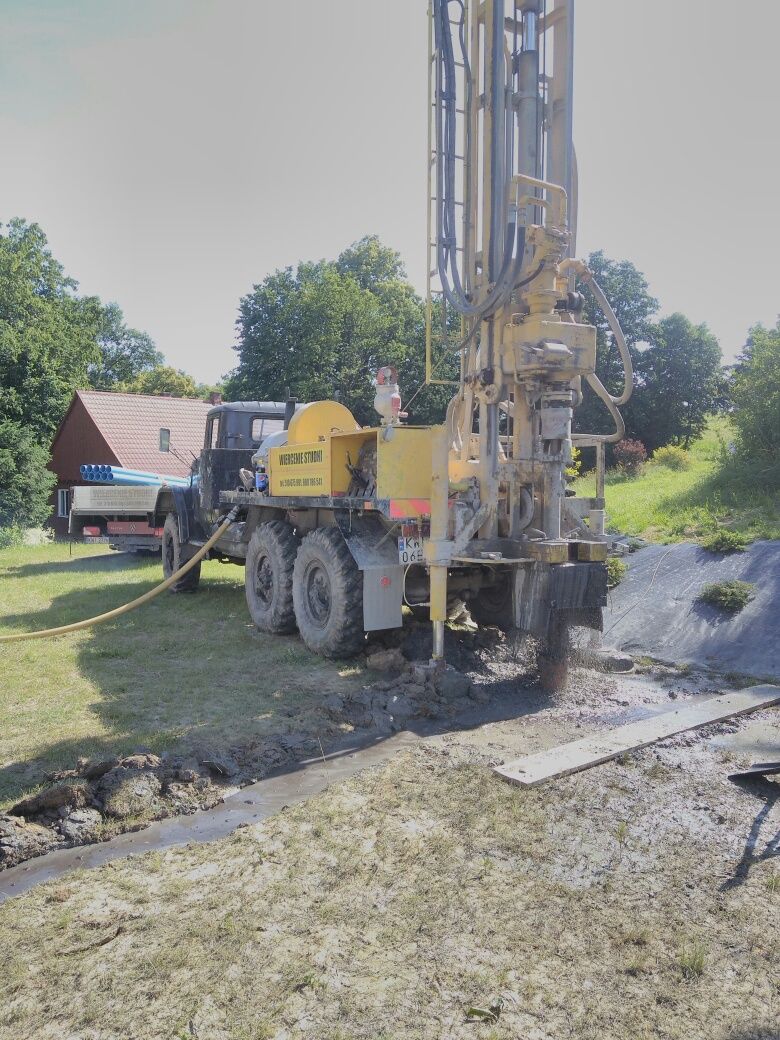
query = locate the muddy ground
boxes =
[0,619,770,874]
[0,623,778,1039]
[0,623,530,870]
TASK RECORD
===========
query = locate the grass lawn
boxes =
[0,543,364,809]
[575,417,780,543]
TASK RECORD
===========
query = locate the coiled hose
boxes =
[0,508,239,643]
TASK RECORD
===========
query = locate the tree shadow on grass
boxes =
[1,550,151,578]
[0,574,548,807]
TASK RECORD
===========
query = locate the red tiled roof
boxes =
[75,390,212,477]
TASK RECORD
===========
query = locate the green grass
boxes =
[0,543,365,808]
[575,417,780,543]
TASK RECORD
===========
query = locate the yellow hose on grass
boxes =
[0,509,239,644]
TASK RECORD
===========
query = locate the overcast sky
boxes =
[2,0,778,383]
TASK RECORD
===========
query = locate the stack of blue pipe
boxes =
[79,464,189,488]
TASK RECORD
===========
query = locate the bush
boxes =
[613,439,647,477]
[565,444,582,481]
[0,420,56,528]
[0,525,25,550]
[652,445,691,470]
[699,580,754,613]
[606,557,628,587]
[701,529,748,554]
[730,321,780,461]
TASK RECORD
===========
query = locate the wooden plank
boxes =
[495,685,780,787]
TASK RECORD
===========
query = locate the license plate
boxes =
[398,536,424,565]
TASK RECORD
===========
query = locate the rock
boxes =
[120,753,162,770]
[372,679,397,692]
[385,693,416,720]
[79,756,121,780]
[590,648,635,673]
[10,779,91,818]
[98,767,162,818]
[365,648,407,675]
[435,668,472,700]
[401,682,427,699]
[0,812,62,867]
[200,754,240,778]
[58,807,102,842]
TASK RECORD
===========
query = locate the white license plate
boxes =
[398,536,424,565]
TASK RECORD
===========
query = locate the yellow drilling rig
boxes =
[208,0,633,683]
[1,2,636,682]
[2,1,632,677]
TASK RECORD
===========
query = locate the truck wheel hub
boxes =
[304,562,331,627]
[254,555,274,605]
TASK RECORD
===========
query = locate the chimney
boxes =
[208,391,223,405]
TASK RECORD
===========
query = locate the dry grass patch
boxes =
[1,744,778,1040]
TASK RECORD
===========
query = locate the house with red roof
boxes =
[48,390,218,535]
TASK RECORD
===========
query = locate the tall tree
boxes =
[0,219,102,439]
[122,365,204,398]
[630,314,721,451]
[88,302,162,390]
[0,420,55,528]
[574,250,659,440]
[225,236,456,426]
[729,320,780,460]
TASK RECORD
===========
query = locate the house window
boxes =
[251,417,264,443]
[57,489,70,518]
[159,428,171,452]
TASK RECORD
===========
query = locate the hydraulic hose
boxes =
[0,507,240,644]
[558,257,633,406]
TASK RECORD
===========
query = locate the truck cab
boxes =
[154,399,298,589]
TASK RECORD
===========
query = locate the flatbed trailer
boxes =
[69,485,163,554]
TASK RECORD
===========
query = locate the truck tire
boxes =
[469,572,514,630]
[292,526,364,658]
[245,521,298,634]
[162,513,201,592]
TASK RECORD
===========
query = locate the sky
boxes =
[1,0,778,384]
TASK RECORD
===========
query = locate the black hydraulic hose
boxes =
[433,0,519,320]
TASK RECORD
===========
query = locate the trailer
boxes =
[69,485,164,554]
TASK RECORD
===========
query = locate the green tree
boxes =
[225,236,456,426]
[730,320,780,460]
[630,313,722,451]
[88,302,162,389]
[0,219,102,439]
[574,250,659,440]
[0,420,56,527]
[123,365,203,398]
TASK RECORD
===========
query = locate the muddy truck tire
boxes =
[469,572,514,631]
[162,513,201,592]
[292,526,364,658]
[245,520,298,634]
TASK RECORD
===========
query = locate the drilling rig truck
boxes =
[161,0,631,684]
